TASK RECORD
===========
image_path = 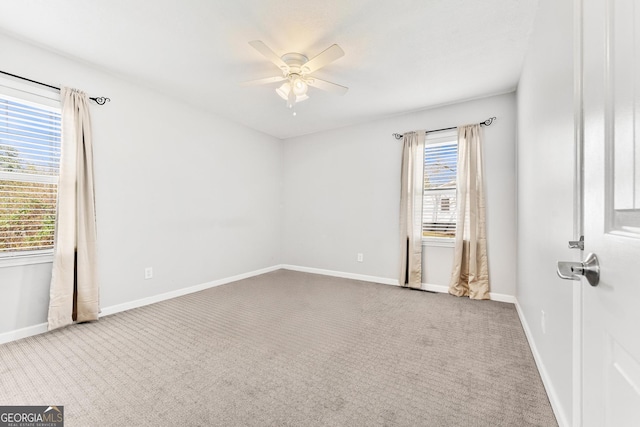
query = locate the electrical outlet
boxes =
[357,253,364,262]
[144,267,153,280]
[541,310,546,334]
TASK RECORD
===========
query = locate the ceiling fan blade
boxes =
[302,44,345,73]
[306,77,349,95]
[248,40,288,70]
[239,76,287,87]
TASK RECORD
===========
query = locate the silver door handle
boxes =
[557,253,599,286]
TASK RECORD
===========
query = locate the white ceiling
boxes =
[0,1,539,139]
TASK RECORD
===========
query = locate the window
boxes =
[423,130,457,244]
[0,86,61,261]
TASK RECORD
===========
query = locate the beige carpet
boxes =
[0,270,557,426]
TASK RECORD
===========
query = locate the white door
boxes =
[582,0,640,425]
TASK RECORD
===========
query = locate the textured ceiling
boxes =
[0,1,539,139]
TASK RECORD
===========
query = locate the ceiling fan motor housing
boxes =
[280,52,310,75]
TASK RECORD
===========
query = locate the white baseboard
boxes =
[0,265,282,345]
[488,292,516,303]
[100,265,281,317]
[280,265,515,303]
[0,322,48,345]
[514,298,569,427]
[421,283,515,303]
[279,264,399,286]
[421,283,449,293]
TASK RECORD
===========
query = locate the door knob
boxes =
[557,253,599,286]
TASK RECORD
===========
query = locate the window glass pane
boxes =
[0,95,61,254]
[423,189,457,238]
[424,143,456,190]
[423,137,457,239]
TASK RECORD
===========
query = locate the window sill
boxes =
[422,238,455,248]
[0,251,54,268]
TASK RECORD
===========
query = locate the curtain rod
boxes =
[0,70,111,105]
[392,117,496,140]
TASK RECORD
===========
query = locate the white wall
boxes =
[0,34,283,335]
[516,0,576,425]
[282,92,517,297]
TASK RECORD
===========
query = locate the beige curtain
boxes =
[399,130,425,289]
[449,124,490,299]
[48,87,99,331]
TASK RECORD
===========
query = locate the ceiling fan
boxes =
[241,40,348,110]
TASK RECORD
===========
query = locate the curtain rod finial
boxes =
[90,97,110,105]
[392,133,403,140]
[481,117,496,126]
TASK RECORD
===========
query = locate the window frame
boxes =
[422,129,458,248]
[0,76,61,267]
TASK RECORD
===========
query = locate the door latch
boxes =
[568,235,584,250]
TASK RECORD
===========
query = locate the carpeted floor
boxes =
[0,270,557,426]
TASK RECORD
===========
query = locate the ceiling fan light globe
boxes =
[292,78,308,96]
[276,83,291,100]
